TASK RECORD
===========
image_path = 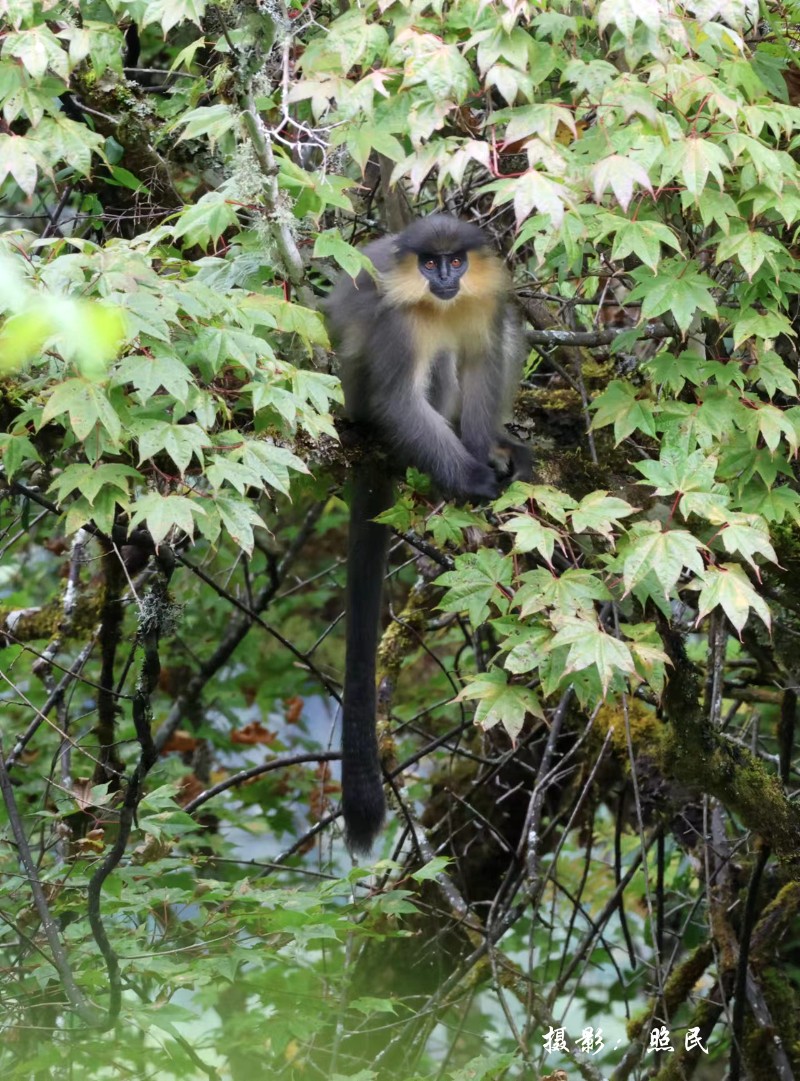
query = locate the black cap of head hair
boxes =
[394,215,490,256]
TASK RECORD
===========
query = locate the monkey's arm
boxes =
[365,333,496,499]
[459,312,531,481]
[376,388,500,499]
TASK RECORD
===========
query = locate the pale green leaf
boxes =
[500,514,559,562]
[570,491,636,540]
[172,194,239,247]
[436,549,513,626]
[130,492,206,546]
[175,104,236,147]
[215,495,266,556]
[0,133,43,195]
[141,0,207,32]
[455,669,543,740]
[696,563,771,634]
[548,615,636,695]
[48,463,142,506]
[620,522,706,597]
[592,154,653,211]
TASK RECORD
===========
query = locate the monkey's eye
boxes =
[423,258,436,270]
[450,257,463,268]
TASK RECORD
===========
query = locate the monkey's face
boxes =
[418,251,468,301]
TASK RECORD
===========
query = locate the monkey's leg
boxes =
[342,462,394,853]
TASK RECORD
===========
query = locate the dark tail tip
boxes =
[342,776,386,855]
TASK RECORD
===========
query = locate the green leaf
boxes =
[344,123,405,171]
[114,351,194,404]
[561,57,618,95]
[3,26,67,80]
[250,297,329,347]
[610,219,680,271]
[591,380,657,443]
[662,135,728,198]
[0,433,41,479]
[141,0,207,32]
[349,997,398,1016]
[623,622,670,695]
[0,308,50,371]
[455,669,543,740]
[752,350,798,397]
[239,440,309,495]
[448,1052,519,1081]
[0,133,44,195]
[627,260,717,334]
[121,290,177,343]
[134,420,207,474]
[744,484,800,524]
[63,490,120,536]
[690,187,738,233]
[172,193,239,247]
[400,33,475,102]
[731,308,795,346]
[410,856,452,882]
[503,623,551,674]
[715,229,787,279]
[106,165,150,194]
[48,298,125,377]
[752,403,798,454]
[436,549,513,625]
[311,7,388,72]
[492,482,577,521]
[62,22,125,74]
[428,504,489,548]
[27,115,104,178]
[313,230,374,279]
[598,0,663,35]
[709,511,777,571]
[497,102,577,145]
[509,169,568,228]
[635,447,718,498]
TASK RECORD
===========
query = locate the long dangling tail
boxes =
[342,461,394,853]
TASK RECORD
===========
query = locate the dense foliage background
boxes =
[2,0,800,1077]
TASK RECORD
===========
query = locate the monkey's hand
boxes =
[463,459,502,501]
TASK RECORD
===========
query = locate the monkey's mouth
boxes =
[430,286,459,300]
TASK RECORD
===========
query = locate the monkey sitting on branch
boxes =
[325,214,530,854]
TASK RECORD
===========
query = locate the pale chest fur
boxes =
[409,296,498,380]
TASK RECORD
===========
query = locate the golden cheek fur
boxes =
[379,254,430,307]
[457,250,508,301]
[379,250,507,310]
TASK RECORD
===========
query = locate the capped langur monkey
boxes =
[325,215,530,853]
